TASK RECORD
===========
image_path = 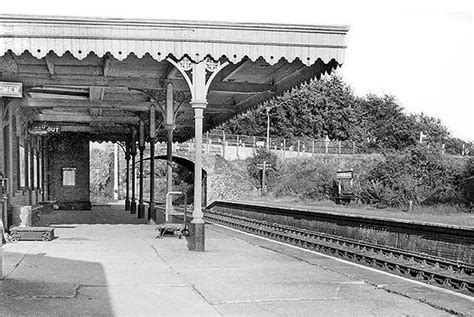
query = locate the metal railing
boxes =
[150,130,469,159]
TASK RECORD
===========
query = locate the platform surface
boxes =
[1,204,472,316]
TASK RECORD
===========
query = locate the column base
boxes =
[125,199,130,211]
[130,201,137,214]
[188,222,205,252]
[148,206,156,222]
[138,204,145,218]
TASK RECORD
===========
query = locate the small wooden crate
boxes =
[10,226,55,241]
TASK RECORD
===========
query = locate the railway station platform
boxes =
[1,205,472,316]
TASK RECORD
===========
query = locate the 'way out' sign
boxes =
[0,82,22,98]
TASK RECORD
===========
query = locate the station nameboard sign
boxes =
[28,125,61,136]
[336,170,353,179]
[0,82,22,98]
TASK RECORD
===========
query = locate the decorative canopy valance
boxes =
[0,15,348,65]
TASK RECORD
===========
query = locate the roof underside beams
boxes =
[0,15,348,143]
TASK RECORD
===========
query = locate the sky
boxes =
[1,0,472,140]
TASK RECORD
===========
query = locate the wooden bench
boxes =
[10,226,55,241]
[155,223,188,239]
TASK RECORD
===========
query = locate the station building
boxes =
[0,15,349,250]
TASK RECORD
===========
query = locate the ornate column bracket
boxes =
[167,56,229,104]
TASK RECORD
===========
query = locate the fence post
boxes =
[338,141,342,155]
[222,130,226,159]
[297,139,300,158]
[236,135,240,160]
[253,136,256,151]
[312,140,315,157]
[352,141,355,154]
[283,139,286,158]
[325,136,329,154]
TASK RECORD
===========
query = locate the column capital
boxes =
[190,100,208,109]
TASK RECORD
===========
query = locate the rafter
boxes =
[44,55,55,76]
[33,113,140,124]
[220,59,249,81]
[21,98,154,111]
[103,55,112,77]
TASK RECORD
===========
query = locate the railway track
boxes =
[204,209,474,296]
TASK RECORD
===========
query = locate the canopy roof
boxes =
[0,15,349,142]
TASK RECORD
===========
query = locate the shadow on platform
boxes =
[1,251,114,316]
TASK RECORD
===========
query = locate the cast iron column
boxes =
[167,57,228,251]
[137,121,145,218]
[165,82,175,216]
[148,104,156,222]
[190,102,206,251]
[125,144,130,211]
[130,130,137,214]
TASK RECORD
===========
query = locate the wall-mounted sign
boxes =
[28,125,61,135]
[336,170,353,180]
[0,82,22,98]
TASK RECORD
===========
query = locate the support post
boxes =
[266,107,270,151]
[40,138,45,201]
[113,143,119,200]
[165,83,176,219]
[190,103,206,251]
[138,121,145,218]
[282,139,286,158]
[8,107,15,208]
[166,56,228,251]
[125,144,130,210]
[236,135,239,159]
[222,130,226,159]
[130,129,137,214]
[35,139,40,204]
[0,98,4,175]
[29,138,35,205]
[42,137,48,200]
[25,136,31,205]
[148,104,156,222]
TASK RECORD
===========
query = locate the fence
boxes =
[153,130,470,161]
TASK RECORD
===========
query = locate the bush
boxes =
[272,159,339,200]
[359,145,467,208]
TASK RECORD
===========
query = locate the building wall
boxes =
[48,133,91,210]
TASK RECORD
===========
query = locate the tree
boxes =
[222,74,357,140]
[90,148,113,199]
[353,94,416,151]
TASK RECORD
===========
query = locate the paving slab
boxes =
[1,206,471,316]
